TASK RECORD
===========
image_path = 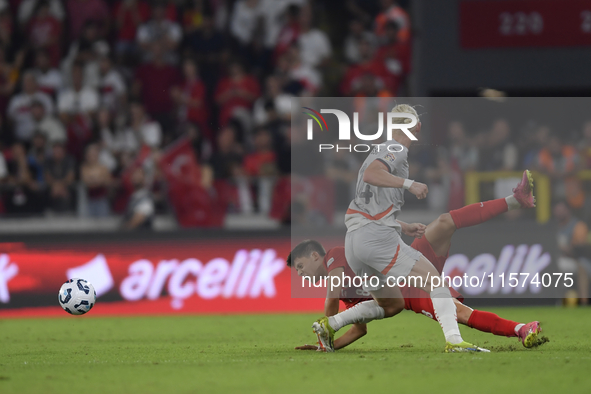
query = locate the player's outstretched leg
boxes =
[517,321,542,348]
[408,256,489,353]
[426,169,535,256]
[457,303,545,348]
[312,288,404,352]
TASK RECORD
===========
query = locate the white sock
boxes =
[328,300,385,331]
[430,287,463,344]
[514,323,525,335]
[505,195,520,211]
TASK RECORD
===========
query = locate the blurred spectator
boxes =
[57,62,99,160]
[340,38,386,96]
[81,143,111,217]
[260,0,306,52]
[137,1,182,64]
[374,0,410,44]
[7,71,54,143]
[18,0,64,25]
[66,0,110,41]
[243,128,277,213]
[133,43,181,130]
[214,61,260,127]
[230,0,262,47]
[44,141,75,212]
[185,13,224,90]
[4,143,44,215]
[374,21,411,94]
[297,6,331,69]
[448,121,479,172]
[0,5,18,61]
[32,50,63,98]
[185,122,212,163]
[26,0,62,67]
[27,131,48,184]
[30,99,66,144]
[182,0,207,35]
[94,108,120,171]
[113,0,151,58]
[97,106,137,157]
[276,45,320,94]
[0,46,17,116]
[98,55,126,112]
[62,21,108,89]
[479,119,518,171]
[252,75,291,126]
[244,128,276,178]
[523,125,550,168]
[344,18,377,64]
[273,4,301,62]
[536,133,584,210]
[121,166,154,230]
[209,124,243,180]
[170,58,208,135]
[578,121,591,168]
[555,200,590,305]
[325,148,359,211]
[125,101,162,149]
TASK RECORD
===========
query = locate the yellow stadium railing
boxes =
[464,171,551,223]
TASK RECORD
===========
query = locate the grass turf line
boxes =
[0,306,590,394]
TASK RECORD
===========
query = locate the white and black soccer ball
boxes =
[58,278,96,315]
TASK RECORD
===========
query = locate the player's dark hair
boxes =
[286,240,326,267]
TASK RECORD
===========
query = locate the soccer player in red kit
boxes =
[288,170,543,351]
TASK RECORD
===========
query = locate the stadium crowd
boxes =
[0,0,413,225]
[3,0,586,231]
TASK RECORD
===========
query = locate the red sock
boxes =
[467,310,519,337]
[449,199,508,229]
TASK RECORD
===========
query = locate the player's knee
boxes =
[437,213,456,233]
[381,298,404,317]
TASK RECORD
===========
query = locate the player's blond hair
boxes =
[390,104,419,124]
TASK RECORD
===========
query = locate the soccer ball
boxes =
[58,278,96,315]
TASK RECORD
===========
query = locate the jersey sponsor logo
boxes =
[326,257,334,267]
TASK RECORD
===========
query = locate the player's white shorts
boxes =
[345,222,422,292]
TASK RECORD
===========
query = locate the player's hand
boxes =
[409,182,428,199]
[295,344,321,351]
[403,222,426,238]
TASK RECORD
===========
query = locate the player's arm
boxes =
[397,220,426,238]
[363,160,428,199]
[325,267,344,316]
[334,324,367,350]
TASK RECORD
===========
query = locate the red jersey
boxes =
[323,247,371,306]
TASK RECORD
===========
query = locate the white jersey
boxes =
[345,140,409,233]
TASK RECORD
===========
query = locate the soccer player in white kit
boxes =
[312,104,488,353]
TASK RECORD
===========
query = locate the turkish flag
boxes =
[159,138,224,227]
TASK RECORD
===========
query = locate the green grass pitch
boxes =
[1,306,590,394]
